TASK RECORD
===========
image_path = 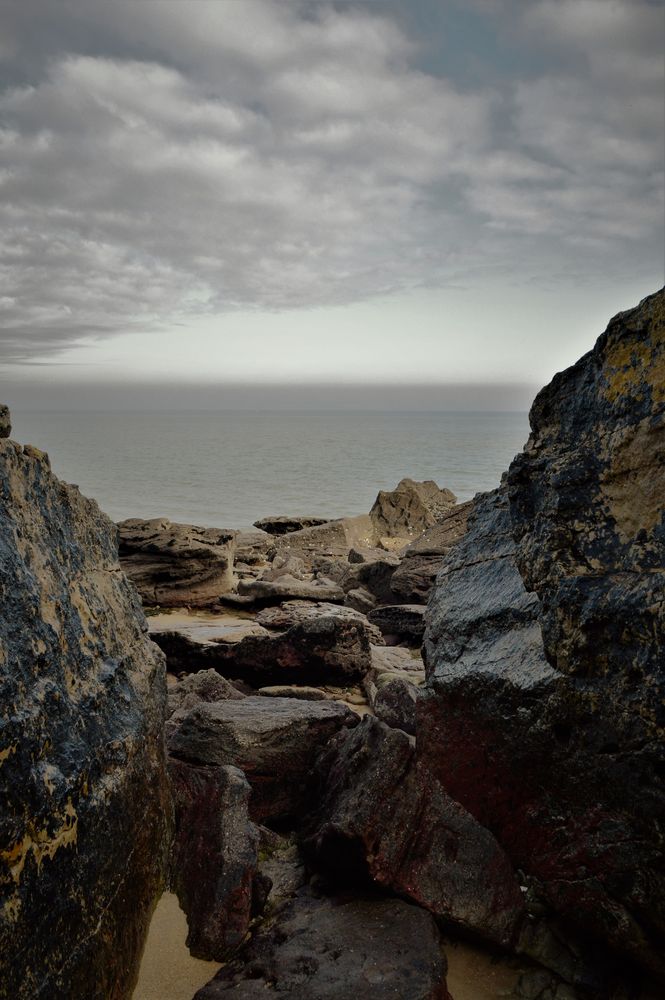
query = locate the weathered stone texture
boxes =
[422,289,665,980]
[118,517,236,607]
[0,436,171,999]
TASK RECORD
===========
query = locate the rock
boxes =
[0,403,10,438]
[274,514,378,564]
[391,501,473,602]
[118,517,236,607]
[237,575,345,604]
[373,677,420,735]
[169,762,260,961]
[368,603,427,639]
[364,646,424,735]
[0,438,171,998]
[344,586,376,613]
[258,685,329,701]
[168,669,245,715]
[369,479,456,540]
[253,515,330,535]
[260,553,307,581]
[168,696,358,824]
[303,717,525,949]
[154,601,379,687]
[256,599,384,644]
[194,888,450,1000]
[422,289,665,982]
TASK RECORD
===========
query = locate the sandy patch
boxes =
[133,893,220,1000]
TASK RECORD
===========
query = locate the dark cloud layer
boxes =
[1,0,663,364]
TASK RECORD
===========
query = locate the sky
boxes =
[0,0,663,410]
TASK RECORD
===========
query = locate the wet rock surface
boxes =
[194,888,451,1000]
[0,424,171,999]
[422,289,665,982]
[118,517,236,607]
[168,696,358,824]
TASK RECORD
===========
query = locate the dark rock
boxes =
[373,677,420,735]
[0,439,171,998]
[0,404,10,438]
[118,517,236,607]
[168,696,358,824]
[422,289,665,982]
[303,717,525,949]
[194,887,451,1000]
[169,761,259,961]
[154,601,379,687]
[368,603,427,639]
[253,515,330,535]
[168,669,246,715]
[391,501,473,602]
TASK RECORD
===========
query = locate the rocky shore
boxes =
[1,288,663,999]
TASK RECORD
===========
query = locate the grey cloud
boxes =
[0,0,662,363]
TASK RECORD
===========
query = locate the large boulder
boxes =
[118,517,236,607]
[169,761,260,961]
[153,601,379,687]
[168,696,358,824]
[391,501,473,602]
[422,289,665,981]
[195,888,451,1000]
[0,429,171,999]
[369,478,456,540]
[303,717,525,950]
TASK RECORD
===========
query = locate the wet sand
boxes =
[133,893,220,1000]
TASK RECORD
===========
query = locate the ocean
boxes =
[10,410,530,530]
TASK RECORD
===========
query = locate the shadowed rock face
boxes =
[0,431,171,999]
[422,289,665,980]
[195,888,451,1000]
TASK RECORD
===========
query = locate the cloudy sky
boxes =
[0,0,663,409]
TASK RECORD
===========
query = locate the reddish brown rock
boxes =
[169,762,260,961]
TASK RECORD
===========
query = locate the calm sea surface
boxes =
[11,411,530,530]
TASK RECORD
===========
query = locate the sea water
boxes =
[11,410,530,529]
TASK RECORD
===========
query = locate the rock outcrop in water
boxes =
[421,288,665,984]
[0,415,171,999]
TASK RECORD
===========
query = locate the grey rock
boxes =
[118,517,236,607]
[168,696,358,824]
[0,439,171,999]
[369,478,457,540]
[237,575,345,604]
[194,888,450,1000]
[391,500,472,602]
[257,685,329,701]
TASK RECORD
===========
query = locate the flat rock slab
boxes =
[194,889,450,1000]
[256,599,384,644]
[369,603,427,639]
[237,575,345,604]
[168,697,358,824]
